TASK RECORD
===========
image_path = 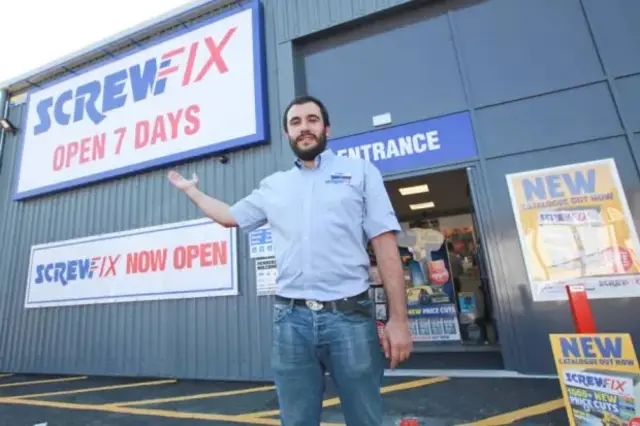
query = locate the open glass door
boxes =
[464,166,500,347]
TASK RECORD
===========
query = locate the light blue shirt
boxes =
[230,149,401,301]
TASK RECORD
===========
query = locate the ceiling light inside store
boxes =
[399,184,429,196]
[409,201,435,211]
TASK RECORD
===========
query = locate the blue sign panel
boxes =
[328,112,477,175]
[249,225,273,258]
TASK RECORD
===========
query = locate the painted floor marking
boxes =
[0,376,87,388]
[104,384,276,407]
[0,374,13,378]
[0,374,562,426]
[6,379,177,399]
[456,398,565,425]
[245,376,449,418]
[384,368,558,379]
[0,396,286,425]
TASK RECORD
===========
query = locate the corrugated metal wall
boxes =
[0,0,291,381]
[1,0,639,380]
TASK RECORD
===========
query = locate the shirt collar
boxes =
[294,149,335,169]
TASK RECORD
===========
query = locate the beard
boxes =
[289,131,328,162]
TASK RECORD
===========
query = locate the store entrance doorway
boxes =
[368,167,504,372]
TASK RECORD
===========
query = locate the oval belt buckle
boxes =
[305,300,323,311]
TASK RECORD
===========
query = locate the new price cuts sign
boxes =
[13,0,267,200]
[25,218,238,308]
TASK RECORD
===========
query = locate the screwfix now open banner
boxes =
[13,0,267,200]
[25,218,238,308]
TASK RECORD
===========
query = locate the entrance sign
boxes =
[506,158,640,302]
[25,218,238,308]
[328,112,477,175]
[14,0,267,200]
[550,333,640,425]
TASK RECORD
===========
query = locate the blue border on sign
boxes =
[12,0,268,201]
[25,221,237,306]
[327,111,478,177]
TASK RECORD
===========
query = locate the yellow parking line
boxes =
[246,376,449,418]
[0,376,87,388]
[457,398,565,426]
[0,396,284,425]
[104,384,276,407]
[8,379,176,399]
[0,374,13,378]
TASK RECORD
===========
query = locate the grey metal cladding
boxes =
[271,0,413,42]
[0,0,286,381]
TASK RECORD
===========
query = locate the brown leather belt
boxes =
[274,290,370,312]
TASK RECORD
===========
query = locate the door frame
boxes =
[381,160,505,358]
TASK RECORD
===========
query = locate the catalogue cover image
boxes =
[563,368,639,425]
[505,158,640,302]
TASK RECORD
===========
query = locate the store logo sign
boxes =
[34,256,120,286]
[32,27,236,135]
[13,0,267,201]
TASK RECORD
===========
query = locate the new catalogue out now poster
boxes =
[506,158,640,302]
[550,333,640,426]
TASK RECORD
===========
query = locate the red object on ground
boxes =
[398,418,420,426]
[565,285,597,334]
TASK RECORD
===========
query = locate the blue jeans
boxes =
[271,299,384,426]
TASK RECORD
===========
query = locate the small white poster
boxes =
[256,256,277,296]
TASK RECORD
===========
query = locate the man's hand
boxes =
[167,171,198,192]
[370,231,413,368]
[382,317,413,369]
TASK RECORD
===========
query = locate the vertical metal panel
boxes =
[272,0,413,42]
[581,0,640,78]
[474,83,625,158]
[290,0,640,375]
[480,136,640,374]
[448,0,640,374]
[452,0,604,108]
[298,3,467,139]
[615,75,640,133]
[0,0,289,382]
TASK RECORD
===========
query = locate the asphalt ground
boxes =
[0,372,569,425]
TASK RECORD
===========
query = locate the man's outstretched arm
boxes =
[167,170,267,232]
[184,185,238,228]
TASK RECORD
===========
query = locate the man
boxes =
[167,95,413,425]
